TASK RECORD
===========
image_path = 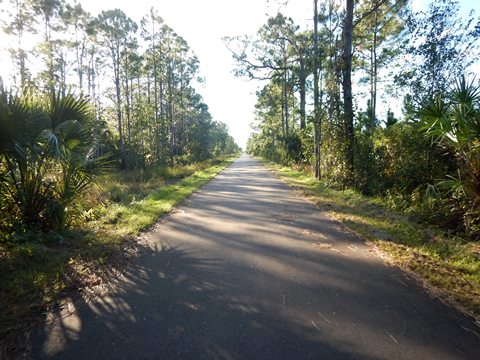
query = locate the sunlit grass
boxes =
[263,160,480,319]
[91,163,231,238]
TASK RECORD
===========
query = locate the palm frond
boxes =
[417,76,480,237]
[49,92,93,130]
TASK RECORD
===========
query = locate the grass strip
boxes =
[261,159,480,320]
[95,158,236,238]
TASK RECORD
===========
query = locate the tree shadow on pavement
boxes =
[31,244,387,360]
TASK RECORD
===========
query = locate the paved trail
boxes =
[31,155,480,359]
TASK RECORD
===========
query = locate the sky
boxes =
[1,0,479,148]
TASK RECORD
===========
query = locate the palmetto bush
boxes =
[418,76,480,238]
[0,89,104,232]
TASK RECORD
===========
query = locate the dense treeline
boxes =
[229,0,480,238]
[0,0,238,167]
[0,0,239,231]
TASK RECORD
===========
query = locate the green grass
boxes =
[262,159,480,320]
[90,161,233,238]
[0,155,238,357]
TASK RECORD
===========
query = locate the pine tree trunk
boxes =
[160,78,166,167]
[284,66,289,138]
[114,43,125,167]
[299,57,306,130]
[313,0,321,179]
[342,0,355,184]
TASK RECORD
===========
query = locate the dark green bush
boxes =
[0,89,104,232]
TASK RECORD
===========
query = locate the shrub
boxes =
[418,76,480,238]
[0,89,105,232]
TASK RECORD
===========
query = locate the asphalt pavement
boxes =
[30,154,480,359]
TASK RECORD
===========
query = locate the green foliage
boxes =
[0,89,104,232]
[284,133,304,164]
[372,122,449,193]
[186,113,239,163]
[418,76,480,238]
[385,108,398,127]
[383,188,453,226]
[354,129,379,195]
[319,125,350,189]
